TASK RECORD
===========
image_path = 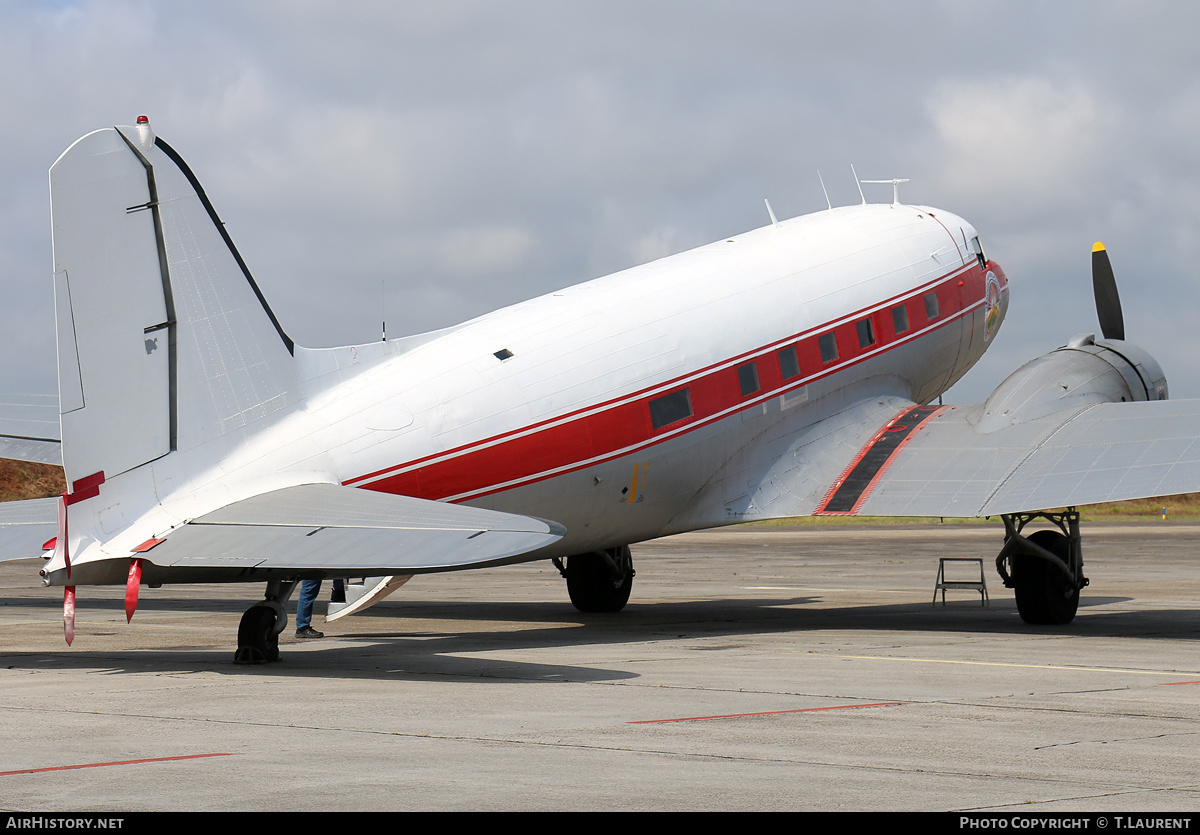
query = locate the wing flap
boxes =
[142,483,565,572]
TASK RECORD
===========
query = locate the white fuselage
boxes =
[47,201,1007,585]
[298,203,1007,558]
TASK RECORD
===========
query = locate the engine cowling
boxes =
[973,334,1167,433]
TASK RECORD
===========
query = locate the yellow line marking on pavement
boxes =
[811,653,1196,677]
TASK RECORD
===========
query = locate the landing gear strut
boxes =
[554,546,634,613]
[997,509,1088,625]
[234,580,297,664]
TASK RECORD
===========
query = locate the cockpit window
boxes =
[969,236,986,269]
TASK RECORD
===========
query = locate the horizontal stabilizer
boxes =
[0,498,58,560]
[141,483,565,572]
[0,394,62,465]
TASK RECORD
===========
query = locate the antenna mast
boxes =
[764,198,780,228]
[859,177,911,207]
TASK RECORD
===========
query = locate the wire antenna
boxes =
[764,198,780,228]
[817,171,832,210]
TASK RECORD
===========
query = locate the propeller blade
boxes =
[1092,241,1125,341]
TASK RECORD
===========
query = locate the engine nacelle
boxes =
[973,334,1167,433]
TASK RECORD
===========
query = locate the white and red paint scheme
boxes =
[331,204,1006,550]
[34,123,1007,597]
[33,119,1200,654]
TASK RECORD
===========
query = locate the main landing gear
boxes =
[554,546,635,613]
[234,580,297,664]
[996,509,1088,625]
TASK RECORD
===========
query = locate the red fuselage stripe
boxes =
[349,262,1002,502]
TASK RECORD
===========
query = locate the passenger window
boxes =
[856,318,875,349]
[818,333,838,363]
[777,346,800,380]
[738,362,760,395]
[925,292,940,320]
[892,305,909,334]
[649,389,692,429]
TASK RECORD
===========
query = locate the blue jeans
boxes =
[296,579,322,630]
[296,579,344,629]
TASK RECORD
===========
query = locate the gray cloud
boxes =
[2,0,1198,406]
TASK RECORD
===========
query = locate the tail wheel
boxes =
[566,546,634,613]
[1012,530,1079,625]
[234,602,283,664]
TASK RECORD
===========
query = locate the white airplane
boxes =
[2,118,1197,663]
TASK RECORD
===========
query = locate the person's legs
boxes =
[295,579,324,638]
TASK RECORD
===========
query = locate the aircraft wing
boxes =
[843,398,1200,518]
[137,483,565,573]
[0,394,62,466]
[677,392,1200,524]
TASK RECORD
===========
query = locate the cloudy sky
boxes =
[2,0,1197,404]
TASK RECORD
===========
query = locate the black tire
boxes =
[235,604,281,664]
[566,547,633,613]
[1012,530,1079,625]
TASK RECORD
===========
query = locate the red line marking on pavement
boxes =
[0,753,235,777]
[1159,680,1200,686]
[627,701,905,724]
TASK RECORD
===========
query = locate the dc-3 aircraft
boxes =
[2,117,1198,663]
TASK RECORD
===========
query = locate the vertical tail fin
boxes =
[50,120,301,486]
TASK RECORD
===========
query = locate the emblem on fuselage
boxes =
[983,271,1002,342]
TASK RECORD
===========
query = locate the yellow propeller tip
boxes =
[1093,241,1107,252]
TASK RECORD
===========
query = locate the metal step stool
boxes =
[932,557,988,607]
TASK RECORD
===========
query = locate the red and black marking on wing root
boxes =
[815,405,945,515]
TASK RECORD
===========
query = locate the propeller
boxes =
[1091,241,1125,341]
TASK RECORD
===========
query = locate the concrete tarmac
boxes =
[1,523,1198,812]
